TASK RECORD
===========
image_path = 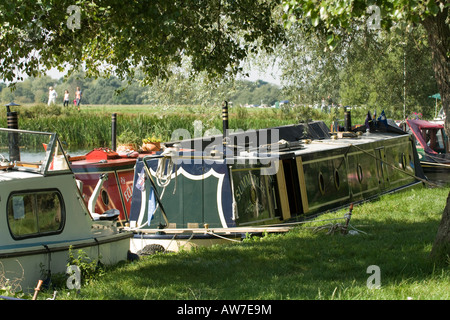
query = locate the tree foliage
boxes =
[0,0,284,85]
[277,23,438,119]
[282,0,450,262]
[338,26,437,117]
[281,0,449,125]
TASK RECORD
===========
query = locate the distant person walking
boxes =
[63,90,70,107]
[75,87,82,111]
[48,87,58,106]
[321,97,326,113]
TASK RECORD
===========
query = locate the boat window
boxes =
[334,169,340,190]
[231,165,279,224]
[357,164,363,183]
[7,190,65,239]
[401,153,407,170]
[318,172,325,195]
[436,129,446,153]
[0,128,71,175]
[101,189,110,206]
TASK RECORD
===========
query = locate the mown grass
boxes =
[42,185,449,300]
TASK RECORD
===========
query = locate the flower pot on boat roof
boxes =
[117,129,140,152]
[117,143,139,152]
[141,136,162,152]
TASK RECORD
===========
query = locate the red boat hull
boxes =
[70,148,140,222]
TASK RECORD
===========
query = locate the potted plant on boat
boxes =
[141,135,162,152]
[117,129,140,152]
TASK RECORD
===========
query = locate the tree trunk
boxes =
[421,6,450,260]
[421,5,449,145]
[430,191,450,260]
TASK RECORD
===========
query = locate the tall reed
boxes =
[0,104,365,149]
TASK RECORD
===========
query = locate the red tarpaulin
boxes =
[406,119,444,154]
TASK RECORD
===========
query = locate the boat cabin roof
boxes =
[232,130,409,162]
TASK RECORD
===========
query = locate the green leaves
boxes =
[0,0,285,85]
[426,0,440,15]
[281,0,447,37]
[310,10,320,27]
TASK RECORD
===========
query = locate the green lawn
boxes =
[47,185,449,300]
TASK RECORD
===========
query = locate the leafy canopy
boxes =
[282,0,447,49]
[0,0,284,84]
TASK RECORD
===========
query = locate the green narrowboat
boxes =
[126,118,426,252]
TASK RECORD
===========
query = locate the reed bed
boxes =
[1,104,367,150]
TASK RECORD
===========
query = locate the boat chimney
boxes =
[344,106,352,132]
[5,102,21,161]
[111,113,117,151]
[222,101,229,152]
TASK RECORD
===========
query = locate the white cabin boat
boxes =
[0,128,132,293]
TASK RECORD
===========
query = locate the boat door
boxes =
[231,163,281,225]
[281,158,304,217]
[375,147,389,189]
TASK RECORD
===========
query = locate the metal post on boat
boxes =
[344,106,352,132]
[111,113,117,151]
[5,102,21,161]
[222,101,229,153]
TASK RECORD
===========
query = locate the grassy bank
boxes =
[1,104,367,150]
[41,185,449,300]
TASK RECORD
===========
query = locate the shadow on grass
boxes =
[77,213,448,300]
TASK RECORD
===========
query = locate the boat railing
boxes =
[0,127,72,176]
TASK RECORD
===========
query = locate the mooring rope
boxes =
[421,152,450,164]
[206,231,242,242]
[349,143,439,188]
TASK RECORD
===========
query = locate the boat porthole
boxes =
[401,153,407,170]
[101,189,110,206]
[334,169,340,190]
[318,172,325,195]
[357,164,363,183]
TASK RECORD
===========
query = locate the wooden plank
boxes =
[128,226,292,235]
[275,160,291,221]
[296,156,309,214]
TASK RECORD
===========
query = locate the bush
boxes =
[67,246,105,287]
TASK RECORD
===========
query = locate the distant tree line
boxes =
[0,71,283,107]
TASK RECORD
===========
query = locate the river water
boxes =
[424,171,450,187]
[2,149,90,163]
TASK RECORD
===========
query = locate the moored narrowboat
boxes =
[126,118,426,252]
[406,119,450,174]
